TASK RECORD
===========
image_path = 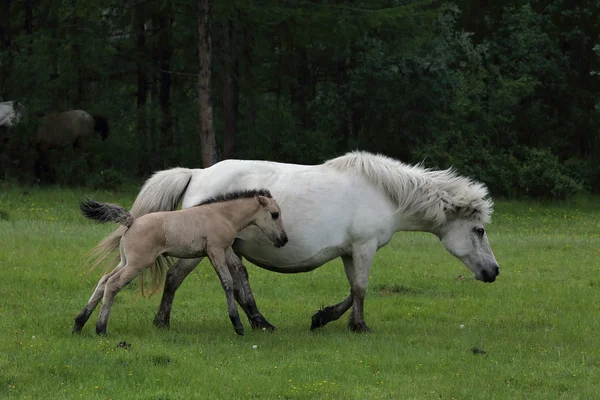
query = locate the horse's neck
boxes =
[392,212,439,236]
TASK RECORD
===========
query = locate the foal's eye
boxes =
[271,212,279,220]
[474,227,485,237]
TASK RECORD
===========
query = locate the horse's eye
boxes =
[271,212,279,220]
[474,227,485,237]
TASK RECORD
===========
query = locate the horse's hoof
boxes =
[96,324,107,335]
[348,321,372,333]
[310,306,336,330]
[235,327,245,336]
[153,317,170,329]
[72,326,82,334]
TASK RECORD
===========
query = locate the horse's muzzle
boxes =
[480,264,500,283]
[274,235,289,248]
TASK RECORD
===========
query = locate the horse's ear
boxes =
[256,195,269,207]
[438,191,456,213]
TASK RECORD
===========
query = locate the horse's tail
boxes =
[86,167,194,277]
[80,199,134,228]
[92,115,110,140]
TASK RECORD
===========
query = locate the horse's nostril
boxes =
[494,266,500,276]
[283,236,289,244]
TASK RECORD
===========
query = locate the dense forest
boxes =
[0,0,599,199]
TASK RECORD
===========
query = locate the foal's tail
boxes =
[86,167,194,274]
[80,199,134,228]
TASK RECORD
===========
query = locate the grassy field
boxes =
[1,185,599,399]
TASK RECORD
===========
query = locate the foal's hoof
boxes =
[234,327,245,336]
[250,317,276,332]
[348,320,372,333]
[96,324,107,336]
[72,322,84,334]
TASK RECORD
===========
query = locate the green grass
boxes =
[1,186,599,399]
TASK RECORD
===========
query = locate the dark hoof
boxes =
[310,306,336,330]
[96,324,107,335]
[250,316,276,331]
[348,321,371,333]
[234,326,245,336]
[153,317,170,329]
[72,321,84,334]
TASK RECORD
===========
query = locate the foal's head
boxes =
[253,195,288,248]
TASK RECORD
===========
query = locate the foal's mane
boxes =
[325,151,493,226]
[195,189,272,207]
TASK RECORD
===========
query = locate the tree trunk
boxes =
[197,0,218,167]
[158,1,173,152]
[24,0,32,34]
[0,0,11,100]
[71,0,83,105]
[222,17,238,159]
[134,4,148,172]
[243,22,256,132]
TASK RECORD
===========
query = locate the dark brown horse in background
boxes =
[32,109,110,180]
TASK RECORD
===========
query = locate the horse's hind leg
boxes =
[96,263,144,335]
[154,257,203,328]
[72,261,125,333]
[207,247,244,336]
[225,248,276,331]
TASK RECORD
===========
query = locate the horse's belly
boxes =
[234,240,346,273]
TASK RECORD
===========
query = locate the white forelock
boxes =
[325,151,493,226]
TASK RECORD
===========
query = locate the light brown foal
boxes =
[73,189,288,336]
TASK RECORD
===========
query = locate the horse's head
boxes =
[92,115,110,141]
[437,216,499,283]
[253,195,288,248]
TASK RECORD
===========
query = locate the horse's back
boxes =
[182,159,398,269]
[37,110,94,146]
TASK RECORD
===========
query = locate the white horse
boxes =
[90,151,499,332]
[0,101,25,128]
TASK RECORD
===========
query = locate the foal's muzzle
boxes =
[274,235,288,248]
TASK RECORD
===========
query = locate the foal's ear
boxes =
[256,195,269,207]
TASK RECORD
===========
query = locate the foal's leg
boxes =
[96,264,145,335]
[225,248,276,331]
[310,256,354,330]
[72,261,125,333]
[207,247,244,336]
[154,257,203,328]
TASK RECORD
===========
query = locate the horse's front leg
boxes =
[225,248,276,331]
[310,242,377,332]
[344,241,377,332]
[310,256,355,330]
[207,247,244,336]
[154,257,203,328]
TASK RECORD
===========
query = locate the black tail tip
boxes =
[79,198,101,219]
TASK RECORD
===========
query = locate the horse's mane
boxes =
[195,189,272,207]
[325,151,493,226]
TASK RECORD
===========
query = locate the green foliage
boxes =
[0,0,599,197]
[518,148,583,199]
